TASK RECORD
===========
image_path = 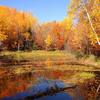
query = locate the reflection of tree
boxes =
[0,73,35,98]
[45,58,52,68]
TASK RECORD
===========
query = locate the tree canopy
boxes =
[0,0,99,55]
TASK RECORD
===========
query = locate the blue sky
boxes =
[0,0,70,22]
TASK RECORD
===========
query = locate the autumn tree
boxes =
[0,6,37,50]
[41,21,65,50]
[60,17,72,50]
[45,34,52,50]
[68,0,100,55]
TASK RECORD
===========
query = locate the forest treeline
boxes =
[0,0,100,55]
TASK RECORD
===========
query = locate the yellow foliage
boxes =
[88,31,98,45]
[61,17,72,30]
[45,34,52,47]
[23,32,30,40]
[0,32,7,41]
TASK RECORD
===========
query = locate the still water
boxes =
[2,78,74,100]
[0,59,99,100]
[0,69,78,100]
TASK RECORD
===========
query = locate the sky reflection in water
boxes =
[2,79,72,100]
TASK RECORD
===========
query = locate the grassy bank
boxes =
[0,50,100,74]
[0,50,100,64]
[0,50,75,61]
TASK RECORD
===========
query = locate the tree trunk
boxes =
[83,4,100,45]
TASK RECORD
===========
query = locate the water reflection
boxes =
[35,93,72,100]
[0,70,76,99]
[2,79,73,100]
[2,93,72,100]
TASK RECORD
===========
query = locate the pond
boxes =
[0,59,100,100]
[2,78,76,100]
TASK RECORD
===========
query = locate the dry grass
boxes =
[0,50,75,61]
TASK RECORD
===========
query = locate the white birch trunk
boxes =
[83,4,100,45]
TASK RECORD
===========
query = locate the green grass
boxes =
[74,72,95,79]
[63,72,96,83]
